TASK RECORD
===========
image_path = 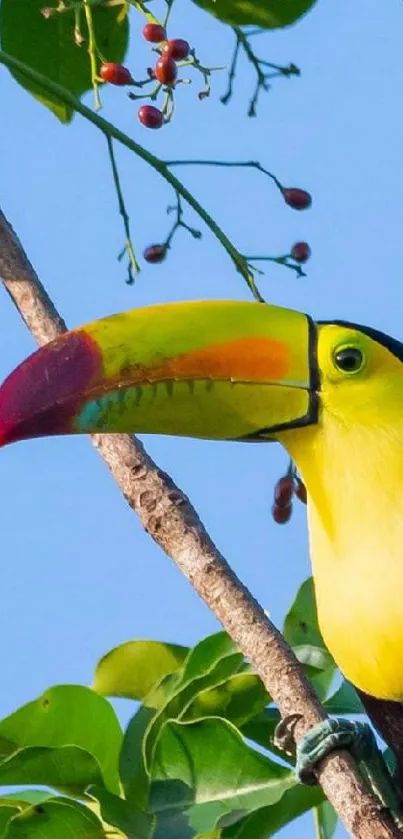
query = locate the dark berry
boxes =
[142,22,167,43]
[138,105,164,129]
[282,188,312,210]
[291,242,311,263]
[274,475,294,508]
[272,503,292,525]
[295,479,307,504]
[100,63,132,86]
[155,56,177,85]
[144,244,167,263]
[162,39,190,60]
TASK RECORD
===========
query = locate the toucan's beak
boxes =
[0,300,319,447]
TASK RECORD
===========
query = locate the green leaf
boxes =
[0,792,53,806]
[0,0,128,122]
[120,634,244,811]
[0,806,20,837]
[4,799,105,838]
[222,785,324,838]
[143,633,244,771]
[0,686,122,793]
[119,706,155,809]
[324,680,365,715]
[190,0,317,28]
[0,745,103,795]
[292,645,336,700]
[284,580,337,700]
[241,708,286,762]
[151,717,296,833]
[89,786,155,839]
[314,801,338,839]
[181,633,240,684]
[184,673,269,727]
[283,578,328,650]
[93,640,189,700]
[309,666,336,701]
[293,645,333,672]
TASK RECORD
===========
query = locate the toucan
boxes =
[2,299,403,805]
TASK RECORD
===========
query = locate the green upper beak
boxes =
[0,300,319,447]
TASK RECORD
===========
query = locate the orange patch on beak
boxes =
[152,337,291,383]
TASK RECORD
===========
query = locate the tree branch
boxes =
[0,207,400,839]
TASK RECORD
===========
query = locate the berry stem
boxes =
[220,37,240,105]
[162,0,175,28]
[165,192,202,248]
[0,49,261,299]
[130,0,159,23]
[165,158,284,194]
[73,6,85,46]
[235,27,268,117]
[160,87,175,121]
[221,27,299,115]
[83,0,102,110]
[106,135,140,283]
[243,254,306,278]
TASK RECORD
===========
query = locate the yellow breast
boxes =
[283,419,403,701]
[311,515,403,701]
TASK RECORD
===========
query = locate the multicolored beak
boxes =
[0,300,319,447]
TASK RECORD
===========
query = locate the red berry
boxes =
[282,188,312,210]
[142,22,167,43]
[143,244,167,263]
[162,38,190,60]
[155,56,177,85]
[291,242,311,263]
[272,503,292,525]
[274,475,294,508]
[138,105,164,129]
[295,479,307,504]
[100,63,132,86]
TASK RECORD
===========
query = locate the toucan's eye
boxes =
[333,347,364,373]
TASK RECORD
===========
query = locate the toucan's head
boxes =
[1,300,403,452]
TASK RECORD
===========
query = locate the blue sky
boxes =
[1,0,403,835]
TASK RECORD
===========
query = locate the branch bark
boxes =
[0,207,400,839]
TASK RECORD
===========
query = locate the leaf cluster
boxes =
[0,579,364,839]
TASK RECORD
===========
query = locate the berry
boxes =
[272,503,292,525]
[291,242,311,263]
[274,475,294,508]
[155,56,177,85]
[100,63,132,86]
[138,105,164,129]
[162,38,190,61]
[295,479,307,504]
[144,244,167,263]
[282,188,312,210]
[142,22,167,43]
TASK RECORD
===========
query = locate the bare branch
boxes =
[0,207,400,839]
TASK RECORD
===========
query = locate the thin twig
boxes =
[0,49,261,300]
[235,27,270,116]
[221,37,240,105]
[165,191,201,248]
[83,0,102,110]
[162,0,174,28]
[244,254,306,279]
[0,208,400,839]
[105,135,139,284]
[165,158,284,193]
[221,27,299,115]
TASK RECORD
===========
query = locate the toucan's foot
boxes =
[274,716,403,829]
[296,719,370,785]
